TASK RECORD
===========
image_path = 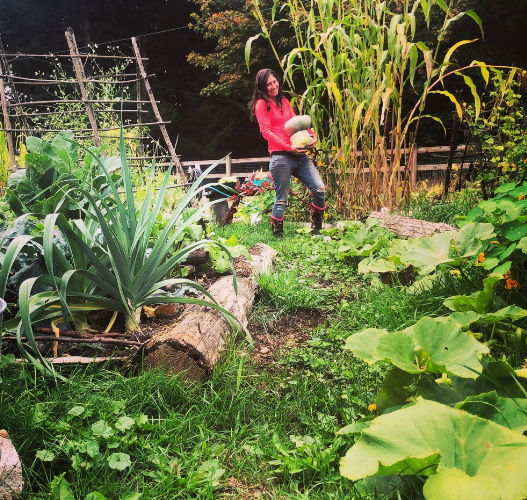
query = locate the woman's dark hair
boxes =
[250,69,284,122]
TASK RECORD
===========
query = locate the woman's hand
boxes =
[290,144,308,155]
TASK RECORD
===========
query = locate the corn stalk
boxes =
[248,0,484,216]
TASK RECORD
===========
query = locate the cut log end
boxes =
[139,343,206,381]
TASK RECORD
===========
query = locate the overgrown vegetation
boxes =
[248,0,489,214]
[1,1,526,498]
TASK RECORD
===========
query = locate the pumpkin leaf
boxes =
[482,306,527,325]
[341,398,527,500]
[412,317,489,378]
[452,223,495,258]
[343,328,389,364]
[374,331,419,373]
[338,418,374,436]
[456,391,527,434]
[375,368,419,415]
[402,231,455,275]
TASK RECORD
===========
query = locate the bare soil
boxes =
[246,306,327,369]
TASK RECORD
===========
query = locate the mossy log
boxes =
[137,244,277,381]
[368,211,456,239]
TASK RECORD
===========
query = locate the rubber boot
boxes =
[270,216,284,238]
[311,205,324,236]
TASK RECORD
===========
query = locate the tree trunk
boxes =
[368,211,456,239]
[136,244,277,381]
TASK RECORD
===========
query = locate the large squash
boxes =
[284,115,311,137]
[290,130,312,148]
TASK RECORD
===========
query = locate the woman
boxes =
[250,68,326,237]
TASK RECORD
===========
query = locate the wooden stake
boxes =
[0,57,17,170]
[65,28,103,150]
[409,144,418,188]
[131,37,187,182]
[136,40,145,169]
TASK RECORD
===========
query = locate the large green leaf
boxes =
[456,391,527,434]
[340,398,527,500]
[444,275,501,314]
[374,331,419,373]
[344,318,488,379]
[482,306,527,325]
[375,368,419,414]
[343,328,389,364]
[451,223,495,259]
[412,317,489,378]
[402,231,455,275]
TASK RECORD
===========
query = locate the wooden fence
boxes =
[181,145,470,187]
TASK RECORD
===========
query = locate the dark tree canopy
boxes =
[0,0,525,160]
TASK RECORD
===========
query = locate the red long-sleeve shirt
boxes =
[254,98,296,154]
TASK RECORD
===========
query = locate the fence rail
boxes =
[181,145,471,183]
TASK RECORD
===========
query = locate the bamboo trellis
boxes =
[0,30,187,181]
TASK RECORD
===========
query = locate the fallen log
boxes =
[368,210,456,239]
[137,243,278,381]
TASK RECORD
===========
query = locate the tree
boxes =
[187,0,294,101]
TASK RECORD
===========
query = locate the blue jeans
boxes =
[269,153,325,221]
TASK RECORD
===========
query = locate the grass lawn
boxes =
[0,215,495,499]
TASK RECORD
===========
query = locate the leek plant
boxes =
[0,127,239,378]
[248,0,484,214]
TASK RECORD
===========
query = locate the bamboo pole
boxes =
[7,74,155,85]
[136,40,145,169]
[0,61,17,170]
[7,99,158,107]
[131,37,187,182]
[0,121,170,133]
[4,53,147,60]
[65,28,103,149]
[225,154,232,177]
[7,109,148,117]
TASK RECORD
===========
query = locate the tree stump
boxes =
[368,210,456,239]
[137,243,277,381]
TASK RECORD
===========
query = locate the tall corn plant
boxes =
[0,127,240,378]
[248,0,484,214]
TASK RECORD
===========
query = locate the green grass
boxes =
[0,216,497,499]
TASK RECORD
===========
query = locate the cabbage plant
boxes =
[0,128,239,377]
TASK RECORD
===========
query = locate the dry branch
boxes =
[137,244,278,381]
[3,336,141,347]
